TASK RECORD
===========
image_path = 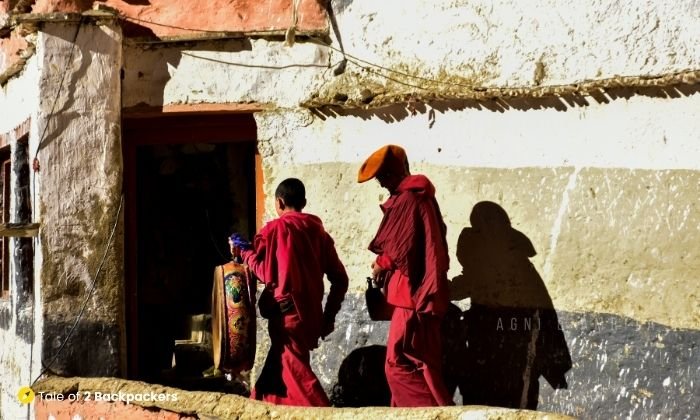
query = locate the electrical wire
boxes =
[118,14,458,89]
[307,36,479,90]
[120,15,238,34]
[345,60,431,91]
[116,14,699,95]
[30,194,123,386]
[180,52,327,70]
[26,17,84,397]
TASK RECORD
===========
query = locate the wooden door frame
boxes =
[122,112,257,379]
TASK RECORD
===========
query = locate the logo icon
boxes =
[17,386,35,404]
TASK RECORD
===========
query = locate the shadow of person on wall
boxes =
[329,345,391,407]
[447,201,572,409]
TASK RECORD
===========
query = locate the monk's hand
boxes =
[229,233,252,251]
[371,261,383,279]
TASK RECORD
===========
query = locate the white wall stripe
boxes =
[279,93,700,171]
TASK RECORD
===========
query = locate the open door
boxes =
[123,113,257,391]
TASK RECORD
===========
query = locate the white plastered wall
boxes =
[327,0,700,86]
[0,53,42,420]
[33,19,124,375]
[120,0,700,331]
[1,19,124,418]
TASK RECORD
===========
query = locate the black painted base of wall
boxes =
[42,317,121,377]
[254,293,700,418]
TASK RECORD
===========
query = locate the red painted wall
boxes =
[31,0,328,37]
[1,0,326,77]
[36,398,197,420]
[32,0,92,13]
[0,31,28,79]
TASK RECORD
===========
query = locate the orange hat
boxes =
[357,145,408,183]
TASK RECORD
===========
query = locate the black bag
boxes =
[365,275,393,321]
[258,288,295,319]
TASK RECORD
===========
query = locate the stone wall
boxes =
[0,0,697,418]
[121,38,328,109]
[117,1,700,417]
[252,77,700,419]
[10,0,327,37]
[0,51,41,420]
[1,0,326,83]
[31,376,573,420]
[36,19,124,379]
[323,0,700,86]
[0,17,124,419]
[254,98,700,328]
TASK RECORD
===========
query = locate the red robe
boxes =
[241,211,348,406]
[369,174,453,407]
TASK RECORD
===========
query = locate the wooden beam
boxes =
[122,112,257,145]
[0,223,40,237]
[7,11,116,25]
[124,29,328,45]
[122,102,268,118]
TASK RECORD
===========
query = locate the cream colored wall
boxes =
[253,88,700,330]
[120,0,700,332]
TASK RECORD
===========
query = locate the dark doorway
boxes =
[123,113,257,391]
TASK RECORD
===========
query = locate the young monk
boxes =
[358,145,453,407]
[231,178,349,406]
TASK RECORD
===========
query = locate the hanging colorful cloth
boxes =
[212,260,257,374]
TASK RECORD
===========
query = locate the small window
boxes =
[0,149,10,299]
[14,135,33,296]
[0,120,33,300]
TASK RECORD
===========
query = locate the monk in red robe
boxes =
[358,145,453,407]
[234,178,349,406]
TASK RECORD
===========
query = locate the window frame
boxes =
[0,148,10,299]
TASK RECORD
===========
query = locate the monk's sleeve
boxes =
[413,198,450,317]
[241,228,274,285]
[371,195,419,272]
[374,254,395,271]
[322,235,349,323]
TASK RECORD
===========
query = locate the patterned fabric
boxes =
[212,261,256,374]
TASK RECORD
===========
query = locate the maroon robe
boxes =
[241,211,349,406]
[370,174,453,407]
